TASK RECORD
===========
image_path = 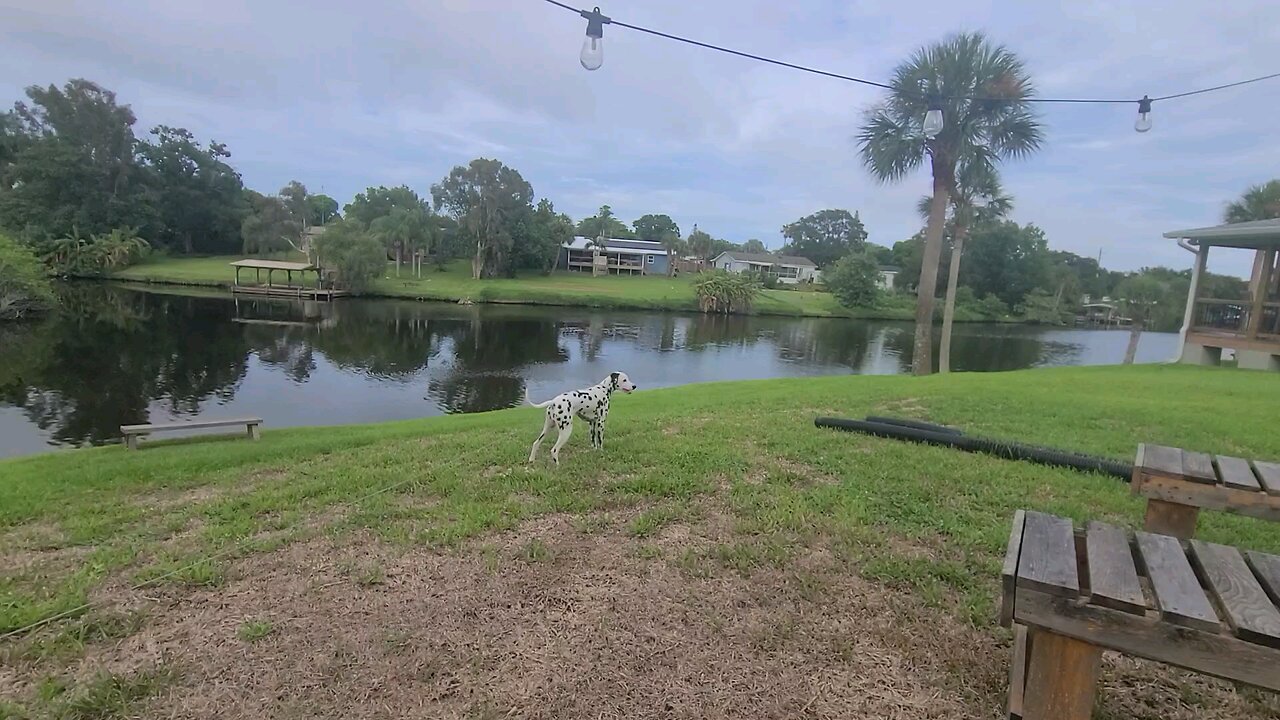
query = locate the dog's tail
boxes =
[524,388,553,408]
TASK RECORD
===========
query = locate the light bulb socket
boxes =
[581,6,610,39]
[1137,95,1152,114]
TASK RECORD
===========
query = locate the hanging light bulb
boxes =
[922,94,944,139]
[579,7,610,71]
[1134,95,1153,133]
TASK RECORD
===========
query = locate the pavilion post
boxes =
[234,266,241,287]
[1248,248,1275,338]
[1179,243,1208,341]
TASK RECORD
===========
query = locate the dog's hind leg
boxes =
[550,420,573,466]
[529,413,554,463]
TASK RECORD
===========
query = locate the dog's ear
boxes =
[609,372,620,390]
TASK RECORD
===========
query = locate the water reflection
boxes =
[0,284,1176,457]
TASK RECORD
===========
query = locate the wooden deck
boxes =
[231,285,349,300]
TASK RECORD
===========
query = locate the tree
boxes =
[307,194,340,225]
[241,191,299,256]
[370,206,431,277]
[961,221,1051,308]
[1116,274,1165,364]
[516,199,573,273]
[139,125,245,254]
[430,158,534,279]
[780,209,867,268]
[314,220,386,291]
[344,185,428,228]
[917,161,1013,372]
[576,204,631,240]
[660,233,685,276]
[1224,180,1280,223]
[686,226,713,259]
[858,33,1042,375]
[740,238,767,254]
[693,270,760,313]
[0,232,54,320]
[825,254,881,308]
[632,213,680,241]
[0,79,156,240]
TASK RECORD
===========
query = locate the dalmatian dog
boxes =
[526,372,637,465]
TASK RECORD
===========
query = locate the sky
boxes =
[3,0,1278,277]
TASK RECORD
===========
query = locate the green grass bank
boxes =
[2,365,1278,718]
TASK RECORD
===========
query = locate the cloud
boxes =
[2,0,1278,275]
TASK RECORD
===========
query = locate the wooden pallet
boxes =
[1133,443,1280,536]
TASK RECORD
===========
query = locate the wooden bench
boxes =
[1001,509,1280,720]
[1133,443,1280,538]
[119,417,263,450]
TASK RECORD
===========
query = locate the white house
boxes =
[711,251,819,285]
[877,265,901,291]
[559,236,671,276]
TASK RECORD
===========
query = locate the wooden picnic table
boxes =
[1133,443,1280,538]
[1001,509,1280,720]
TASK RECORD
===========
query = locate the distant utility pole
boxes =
[1097,248,1103,266]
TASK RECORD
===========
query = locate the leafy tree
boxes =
[344,185,428,228]
[865,243,895,267]
[370,206,432,277]
[825,254,882,308]
[314,220,386,291]
[241,191,299,256]
[660,233,685,276]
[685,226,713,259]
[858,33,1042,374]
[632,213,680,241]
[0,79,156,240]
[430,158,534,279]
[576,204,631,240]
[1016,288,1067,325]
[740,238,767,254]
[306,194,340,225]
[0,232,53,320]
[1224,180,1280,223]
[516,199,574,273]
[780,209,867,268]
[139,125,245,254]
[961,221,1051,309]
[1116,274,1166,364]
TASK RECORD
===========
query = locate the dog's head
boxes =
[608,372,637,394]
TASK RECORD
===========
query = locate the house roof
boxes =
[1163,218,1280,248]
[878,265,902,272]
[230,259,317,271]
[714,251,817,267]
[562,236,669,255]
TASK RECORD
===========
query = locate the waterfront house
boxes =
[560,236,671,276]
[711,251,819,284]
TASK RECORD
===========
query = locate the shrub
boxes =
[315,221,388,291]
[39,228,150,276]
[824,254,881,308]
[693,270,760,314]
[0,233,54,321]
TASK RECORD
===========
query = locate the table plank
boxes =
[1000,510,1027,628]
[1085,522,1146,613]
[1245,551,1280,606]
[1190,541,1280,648]
[1134,531,1220,632]
[1138,444,1184,478]
[1216,456,1262,491]
[1017,512,1080,597]
[1255,461,1280,496]
[1181,450,1217,485]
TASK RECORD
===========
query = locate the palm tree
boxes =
[859,32,1042,375]
[916,161,1014,372]
[1224,180,1280,223]
[660,232,684,276]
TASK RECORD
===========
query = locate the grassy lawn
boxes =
[111,255,920,319]
[2,365,1278,717]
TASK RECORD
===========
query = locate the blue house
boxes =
[560,236,671,276]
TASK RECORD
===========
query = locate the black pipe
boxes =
[864,416,963,436]
[814,417,1132,479]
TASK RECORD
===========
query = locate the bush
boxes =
[314,221,388,291]
[39,228,150,276]
[824,254,881,308]
[693,270,760,313]
[0,233,54,320]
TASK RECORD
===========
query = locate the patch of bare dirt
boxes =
[4,514,1273,720]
